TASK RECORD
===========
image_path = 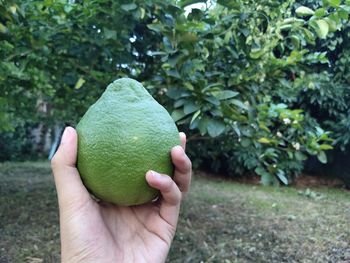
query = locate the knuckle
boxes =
[182,155,192,171]
[165,179,182,202]
[172,185,182,203]
[164,176,176,192]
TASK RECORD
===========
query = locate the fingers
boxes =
[51,127,90,209]
[146,171,181,226]
[171,145,192,194]
[179,132,186,150]
[145,132,191,226]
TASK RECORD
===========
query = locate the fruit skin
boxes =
[76,78,180,206]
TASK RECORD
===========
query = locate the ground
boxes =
[0,162,349,263]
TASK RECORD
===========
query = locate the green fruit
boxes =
[76,78,180,206]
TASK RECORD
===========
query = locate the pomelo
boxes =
[76,78,180,206]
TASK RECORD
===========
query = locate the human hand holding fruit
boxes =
[51,127,191,263]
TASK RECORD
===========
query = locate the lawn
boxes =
[0,162,349,263]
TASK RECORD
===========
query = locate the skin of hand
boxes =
[51,127,192,263]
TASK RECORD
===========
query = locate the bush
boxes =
[148,0,346,184]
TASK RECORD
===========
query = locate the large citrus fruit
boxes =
[76,78,180,206]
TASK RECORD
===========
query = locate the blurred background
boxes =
[0,0,350,262]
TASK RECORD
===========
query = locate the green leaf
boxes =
[217,0,240,9]
[255,167,266,176]
[258,137,271,144]
[207,119,226,137]
[301,28,315,44]
[250,48,266,59]
[104,28,117,40]
[178,33,198,43]
[0,23,8,34]
[314,8,326,17]
[189,117,199,129]
[319,144,333,150]
[212,90,239,100]
[198,117,209,135]
[179,0,206,8]
[205,96,220,106]
[174,99,186,108]
[167,69,181,78]
[327,0,341,7]
[184,82,194,91]
[190,110,201,124]
[230,99,249,110]
[171,109,187,122]
[317,151,327,164]
[167,89,187,100]
[184,101,200,114]
[290,35,301,49]
[310,19,329,39]
[255,167,274,185]
[324,17,337,32]
[337,9,349,20]
[315,126,325,136]
[329,12,341,24]
[74,77,85,89]
[277,170,288,185]
[121,3,137,11]
[258,122,270,133]
[295,6,315,17]
[231,122,241,137]
[147,23,163,33]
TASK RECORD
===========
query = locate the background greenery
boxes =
[1,0,350,185]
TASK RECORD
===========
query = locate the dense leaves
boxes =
[150,0,348,184]
[1,0,350,184]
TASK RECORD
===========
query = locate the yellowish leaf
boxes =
[74,77,85,89]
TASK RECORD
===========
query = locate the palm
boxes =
[102,202,174,262]
[65,197,175,262]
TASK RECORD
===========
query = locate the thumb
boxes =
[51,127,90,209]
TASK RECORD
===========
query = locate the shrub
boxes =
[147,0,346,184]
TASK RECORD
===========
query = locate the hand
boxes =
[51,127,192,263]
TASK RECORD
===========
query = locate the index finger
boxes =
[171,145,192,194]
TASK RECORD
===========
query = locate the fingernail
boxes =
[150,170,162,180]
[61,127,71,144]
[176,145,185,155]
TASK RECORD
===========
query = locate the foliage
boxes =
[149,0,348,184]
[0,0,169,127]
[1,0,350,184]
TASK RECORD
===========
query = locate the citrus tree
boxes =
[1,0,350,185]
[147,0,349,184]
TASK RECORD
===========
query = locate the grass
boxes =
[0,162,349,263]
